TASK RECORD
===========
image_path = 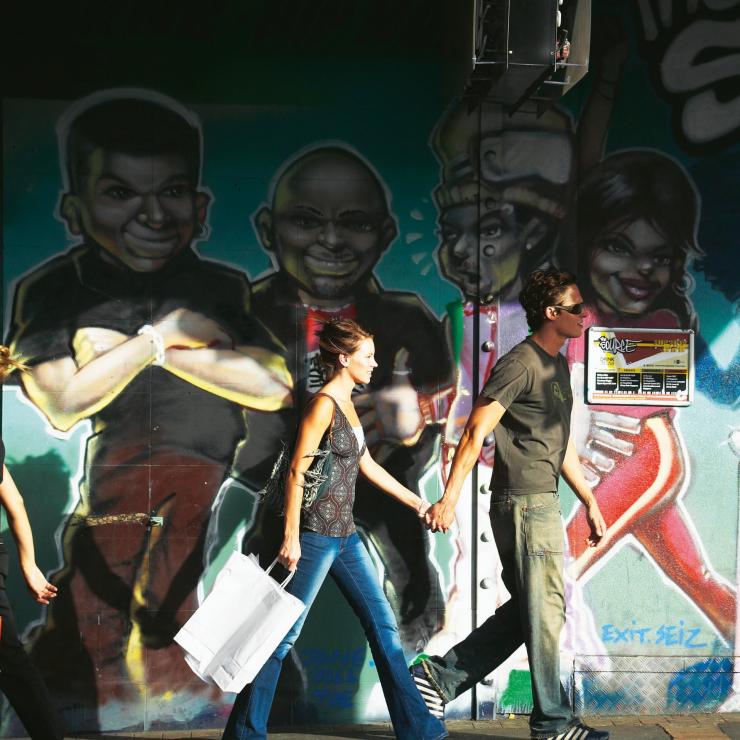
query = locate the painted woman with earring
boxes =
[0,346,64,739]
[222,319,447,740]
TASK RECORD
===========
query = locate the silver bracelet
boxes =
[138,324,166,366]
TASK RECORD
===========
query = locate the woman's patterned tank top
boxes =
[302,393,366,537]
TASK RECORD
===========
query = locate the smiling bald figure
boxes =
[237,144,453,660]
[254,146,397,302]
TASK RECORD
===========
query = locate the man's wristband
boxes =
[138,324,166,366]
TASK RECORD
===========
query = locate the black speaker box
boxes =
[468,0,591,110]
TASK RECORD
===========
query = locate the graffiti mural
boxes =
[636,0,740,152]
[3,91,293,730]
[241,143,452,656]
[1,0,739,734]
[561,1,739,715]
[562,149,736,712]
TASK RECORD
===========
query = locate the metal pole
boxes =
[469,93,483,722]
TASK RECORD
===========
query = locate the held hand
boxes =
[585,501,607,547]
[417,498,431,520]
[278,535,301,572]
[425,500,455,533]
[22,564,58,605]
[154,308,231,350]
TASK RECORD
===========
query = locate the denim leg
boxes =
[222,532,338,740]
[516,494,574,738]
[423,494,573,737]
[330,534,447,740]
[423,497,523,702]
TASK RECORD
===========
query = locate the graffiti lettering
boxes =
[301,648,366,709]
[310,687,353,710]
[306,351,325,393]
[662,18,740,148]
[601,622,651,644]
[653,338,688,353]
[601,620,708,648]
[636,0,740,151]
[598,336,639,354]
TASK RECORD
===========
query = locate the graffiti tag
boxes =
[636,0,740,151]
[302,647,366,709]
[602,620,708,648]
[598,336,639,354]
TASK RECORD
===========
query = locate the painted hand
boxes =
[355,349,424,447]
[154,307,231,349]
[72,326,128,367]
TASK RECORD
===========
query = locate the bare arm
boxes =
[20,307,260,431]
[426,397,507,533]
[576,22,629,173]
[21,334,159,431]
[561,437,607,546]
[358,449,428,515]
[278,396,335,571]
[164,345,293,411]
[0,466,58,604]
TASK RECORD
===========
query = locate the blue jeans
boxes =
[222,530,447,740]
[422,493,576,738]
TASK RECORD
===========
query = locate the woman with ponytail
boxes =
[223,320,447,740]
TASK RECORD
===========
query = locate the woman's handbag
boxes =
[175,551,305,693]
[259,395,336,513]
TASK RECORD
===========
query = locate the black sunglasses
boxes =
[551,302,585,315]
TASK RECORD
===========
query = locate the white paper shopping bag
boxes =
[175,551,305,692]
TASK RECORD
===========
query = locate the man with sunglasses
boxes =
[415,269,608,740]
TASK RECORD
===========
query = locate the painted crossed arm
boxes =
[22,307,291,431]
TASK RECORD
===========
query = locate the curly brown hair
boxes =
[519,269,577,331]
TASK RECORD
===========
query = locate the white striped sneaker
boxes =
[538,722,610,740]
[409,663,446,719]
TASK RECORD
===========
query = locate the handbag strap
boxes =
[266,557,296,588]
[306,392,337,444]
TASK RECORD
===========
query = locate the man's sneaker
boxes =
[538,722,610,740]
[409,663,446,719]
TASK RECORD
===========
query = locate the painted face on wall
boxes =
[589,218,673,316]
[437,201,530,302]
[62,150,208,272]
[259,152,396,302]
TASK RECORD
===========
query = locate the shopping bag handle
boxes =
[266,557,295,588]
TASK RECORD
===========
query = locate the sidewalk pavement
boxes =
[10,713,739,740]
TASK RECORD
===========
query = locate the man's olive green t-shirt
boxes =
[480,337,573,494]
